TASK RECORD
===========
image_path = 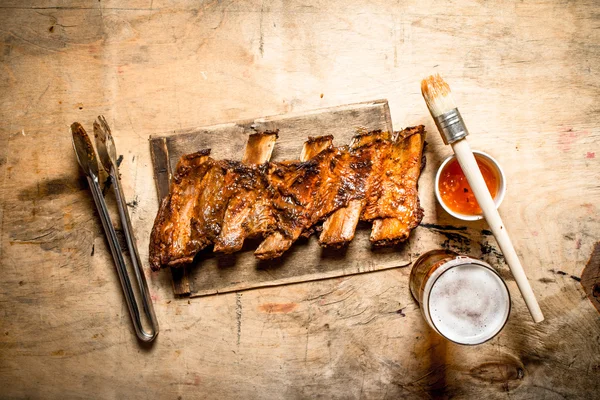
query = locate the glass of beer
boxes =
[409,249,511,345]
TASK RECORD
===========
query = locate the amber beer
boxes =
[410,250,511,345]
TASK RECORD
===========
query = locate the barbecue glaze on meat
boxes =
[149,126,425,270]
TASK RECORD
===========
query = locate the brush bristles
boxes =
[421,74,457,118]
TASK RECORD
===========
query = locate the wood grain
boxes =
[581,242,600,314]
[1,0,599,399]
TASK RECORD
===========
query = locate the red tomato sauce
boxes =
[438,158,498,215]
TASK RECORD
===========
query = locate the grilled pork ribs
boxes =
[149,126,425,271]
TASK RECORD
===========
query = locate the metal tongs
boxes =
[71,117,158,342]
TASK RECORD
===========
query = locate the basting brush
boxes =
[421,74,544,323]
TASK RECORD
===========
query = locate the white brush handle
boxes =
[451,139,544,323]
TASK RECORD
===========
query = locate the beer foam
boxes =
[427,263,510,345]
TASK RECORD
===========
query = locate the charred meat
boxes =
[149,126,425,270]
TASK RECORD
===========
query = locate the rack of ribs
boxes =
[149,125,425,271]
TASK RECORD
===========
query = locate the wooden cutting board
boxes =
[149,99,416,296]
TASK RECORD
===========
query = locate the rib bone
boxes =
[213,132,278,254]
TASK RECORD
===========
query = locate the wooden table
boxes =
[1,1,599,398]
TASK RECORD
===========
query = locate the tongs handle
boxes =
[87,174,158,342]
[111,170,159,341]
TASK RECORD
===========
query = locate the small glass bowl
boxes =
[434,150,506,221]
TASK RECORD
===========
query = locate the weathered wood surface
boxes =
[1,0,599,399]
[150,100,414,297]
[582,242,600,315]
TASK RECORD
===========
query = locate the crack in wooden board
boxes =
[149,100,412,296]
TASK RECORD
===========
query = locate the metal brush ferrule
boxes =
[434,108,469,145]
